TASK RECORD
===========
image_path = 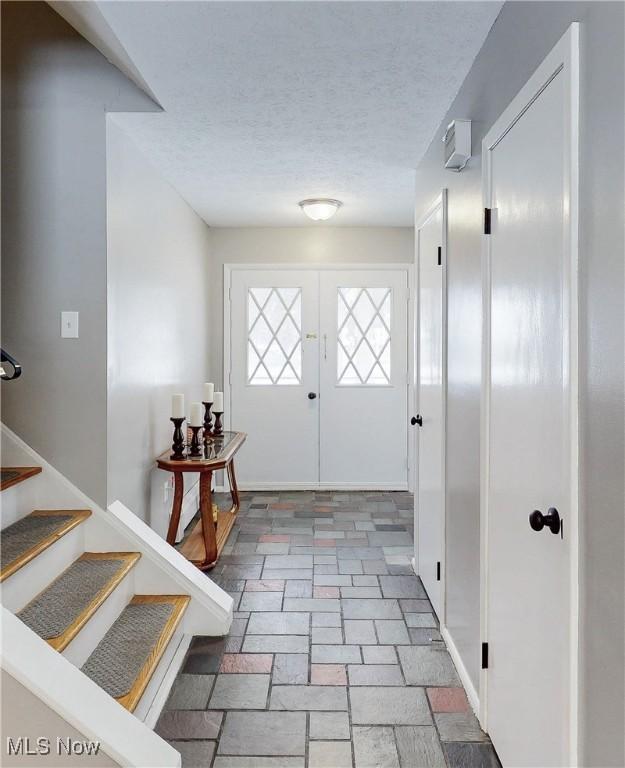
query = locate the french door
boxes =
[228,267,409,489]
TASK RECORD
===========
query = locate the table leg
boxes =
[199,470,218,567]
[227,460,240,514]
[165,472,184,546]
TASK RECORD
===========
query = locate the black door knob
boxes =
[308,392,317,400]
[411,415,423,426]
[529,507,561,535]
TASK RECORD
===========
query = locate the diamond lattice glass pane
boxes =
[337,286,392,385]
[248,287,302,385]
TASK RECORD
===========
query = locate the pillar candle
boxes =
[213,391,224,412]
[203,382,214,403]
[189,402,203,427]
[172,394,185,419]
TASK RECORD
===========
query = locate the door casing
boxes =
[223,262,414,490]
[413,190,448,626]
[479,22,580,763]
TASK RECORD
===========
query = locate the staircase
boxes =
[0,424,233,767]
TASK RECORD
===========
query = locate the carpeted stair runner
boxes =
[81,595,190,711]
[18,552,141,650]
[0,510,91,580]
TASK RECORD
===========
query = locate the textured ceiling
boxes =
[92,1,502,226]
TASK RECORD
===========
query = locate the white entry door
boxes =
[482,26,578,767]
[228,267,409,489]
[320,270,408,486]
[415,196,445,618]
[230,270,320,485]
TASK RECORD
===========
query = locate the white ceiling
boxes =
[61,1,502,226]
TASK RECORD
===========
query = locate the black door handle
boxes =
[411,415,423,426]
[529,507,561,535]
[308,392,317,400]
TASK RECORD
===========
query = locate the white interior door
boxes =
[483,26,578,767]
[319,270,409,487]
[230,270,319,486]
[415,198,445,617]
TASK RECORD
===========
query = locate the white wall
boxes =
[413,3,624,765]
[106,120,212,524]
[1,2,157,505]
[209,226,413,384]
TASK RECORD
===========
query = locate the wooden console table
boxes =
[156,431,246,570]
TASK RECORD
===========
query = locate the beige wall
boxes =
[1,672,119,768]
[208,226,413,384]
[106,120,212,523]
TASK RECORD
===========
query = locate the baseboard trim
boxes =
[440,625,480,718]
[236,482,409,491]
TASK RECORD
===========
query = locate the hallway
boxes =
[157,491,499,767]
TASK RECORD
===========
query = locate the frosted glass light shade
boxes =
[299,198,342,221]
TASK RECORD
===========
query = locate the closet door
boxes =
[319,270,409,488]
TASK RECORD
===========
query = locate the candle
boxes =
[213,391,224,412]
[189,402,203,427]
[203,382,214,403]
[172,394,185,419]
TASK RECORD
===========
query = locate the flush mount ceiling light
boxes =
[299,198,342,221]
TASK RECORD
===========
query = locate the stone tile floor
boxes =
[157,491,501,768]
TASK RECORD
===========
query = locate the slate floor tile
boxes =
[308,740,353,768]
[312,612,342,627]
[395,726,446,767]
[219,653,273,673]
[156,710,223,739]
[434,713,488,742]
[312,645,361,664]
[342,598,402,620]
[283,597,341,612]
[214,759,304,768]
[353,725,400,768]
[218,711,306,756]
[341,586,383,598]
[379,575,426,598]
[309,712,351,740]
[399,598,432,613]
[165,673,214,710]
[264,555,313,569]
[285,579,313,598]
[338,559,364,574]
[314,586,340,598]
[350,687,432,725]
[263,568,313,580]
[362,560,389,575]
[344,619,377,645]
[208,674,270,709]
[375,619,410,645]
[409,627,443,644]
[405,612,437,628]
[183,637,226,674]
[362,646,398,664]
[347,664,404,686]
[442,742,502,768]
[239,592,283,612]
[312,626,343,644]
[247,612,309,635]
[398,646,461,686]
[243,635,309,653]
[427,687,470,712]
[311,664,347,685]
[169,740,216,768]
[272,653,308,684]
[269,685,348,711]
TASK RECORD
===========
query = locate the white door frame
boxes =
[223,262,414,490]
[479,23,579,762]
[412,190,448,627]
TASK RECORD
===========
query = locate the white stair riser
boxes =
[1,525,85,612]
[134,629,189,723]
[62,570,136,667]
[0,474,45,529]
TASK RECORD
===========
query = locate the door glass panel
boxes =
[248,287,302,385]
[337,287,391,385]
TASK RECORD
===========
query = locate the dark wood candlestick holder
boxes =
[213,411,224,436]
[189,425,202,457]
[202,401,213,443]
[170,417,186,460]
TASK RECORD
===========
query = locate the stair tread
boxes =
[0,509,91,582]
[81,594,190,712]
[17,552,141,651]
[1,466,42,491]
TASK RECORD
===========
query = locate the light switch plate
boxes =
[61,311,79,338]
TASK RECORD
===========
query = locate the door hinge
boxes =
[484,208,492,235]
[436,561,441,581]
[481,642,489,669]
[228,371,232,385]
[437,246,442,266]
